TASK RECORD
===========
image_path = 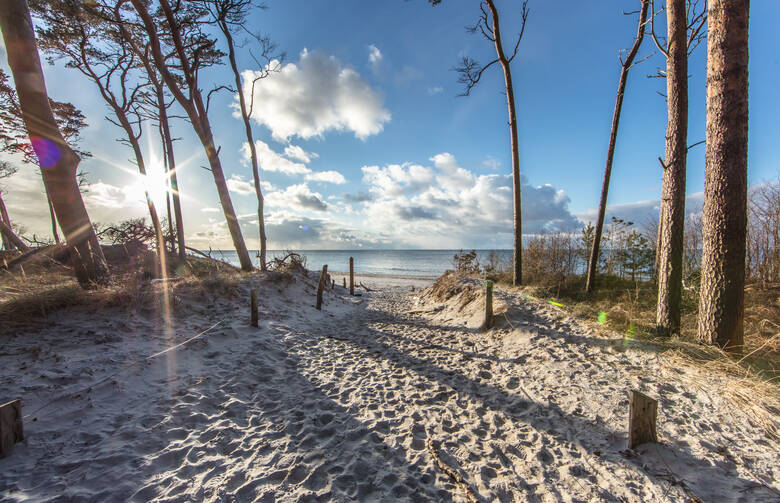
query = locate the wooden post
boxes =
[349,257,354,296]
[250,287,258,327]
[0,399,23,457]
[316,264,328,310]
[628,390,658,448]
[484,280,494,330]
[342,277,346,288]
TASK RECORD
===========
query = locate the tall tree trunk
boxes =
[656,0,688,337]
[129,0,253,271]
[585,0,649,294]
[158,119,176,254]
[698,0,749,351]
[0,190,14,250]
[486,0,521,285]
[221,21,267,271]
[0,0,108,286]
[155,83,186,260]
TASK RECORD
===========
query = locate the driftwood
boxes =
[1,244,70,271]
[427,436,477,502]
[358,281,373,292]
[0,221,29,252]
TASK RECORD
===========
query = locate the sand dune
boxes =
[0,271,777,501]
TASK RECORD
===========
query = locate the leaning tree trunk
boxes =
[0,190,14,250]
[0,0,108,286]
[222,22,267,271]
[44,188,61,244]
[698,0,750,351]
[155,82,186,260]
[486,0,522,285]
[585,0,649,294]
[656,0,688,337]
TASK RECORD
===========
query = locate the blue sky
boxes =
[1,0,778,250]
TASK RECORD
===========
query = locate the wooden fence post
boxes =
[316,264,328,310]
[342,277,346,288]
[628,390,658,448]
[250,288,258,327]
[484,280,494,330]
[349,257,354,296]
[0,399,23,457]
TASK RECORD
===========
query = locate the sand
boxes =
[0,270,778,502]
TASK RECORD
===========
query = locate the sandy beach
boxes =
[0,270,778,502]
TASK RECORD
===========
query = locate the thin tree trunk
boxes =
[0,190,14,250]
[221,21,267,271]
[0,220,28,251]
[656,0,688,337]
[158,119,175,254]
[0,0,108,286]
[129,0,253,271]
[486,0,521,285]
[44,187,61,244]
[698,0,749,351]
[155,82,186,260]
[585,0,649,294]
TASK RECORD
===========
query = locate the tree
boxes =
[0,161,19,251]
[650,0,707,336]
[697,0,750,350]
[124,0,254,271]
[33,0,168,268]
[202,0,280,271]
[0,0,108,286]
[0,68,91,244]
[431,0,528,285]
[585,0,650,293]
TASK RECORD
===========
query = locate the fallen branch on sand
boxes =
[427,436,478,502]
[358,281,373,292]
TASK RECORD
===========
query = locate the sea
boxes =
[210,249,513,277]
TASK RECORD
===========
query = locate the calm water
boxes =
[211,249,513,277]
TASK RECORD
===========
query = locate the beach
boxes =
[0,270,778,502]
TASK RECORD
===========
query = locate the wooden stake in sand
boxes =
[250,287,258,327]
[0,399,23,457]
[342,277,346,288]
[484,280,494,330]
[316,264,328,310]
[628,390,658,448]
[349,257,354,296]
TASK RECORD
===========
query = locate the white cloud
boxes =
[305,170,347,184]
[427,86,443,95]
[284,144,318,163]
[226,173,274,196]
[367,44,383,73]
[266,183,330,212]
[201,207,221,213]
[243,49,391,141]
[243,140,311,175]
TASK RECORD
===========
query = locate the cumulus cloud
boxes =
[226,173,274,196]
[243,140,311,175]
[427,86,443,95]
[577,193,704,227]
[284,144,318,163]
[305,170,347,184]
[342,191,374,203]
[242,49,391,141]
[266,183,329,212]
[359,153,583,248]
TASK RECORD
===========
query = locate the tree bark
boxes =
[585,0,649,294]
[221,20,267,271]
[0,220,28,252]
[0,0,108,286]
[656,0,688,337]
[0,190,14,250]
[698,0,749,351]
[44,186,61,244]
[128,0,253,271]
[154,81,186,260]
[486,0,521,285]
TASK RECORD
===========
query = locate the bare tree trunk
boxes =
[0,0,108,286]
[656,0,688,337]
[0,190,14,250]
[221,22,267,271]
[485,0,521,285]
[585,0,649,294]
[44,188,61,244]
[0,220,28,251]
[155,82,186,260]
[698,0,749,351]
[129,0,253,271]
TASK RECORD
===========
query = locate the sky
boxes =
[1,0,778,250]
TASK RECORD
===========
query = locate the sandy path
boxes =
[1,275,778,502]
